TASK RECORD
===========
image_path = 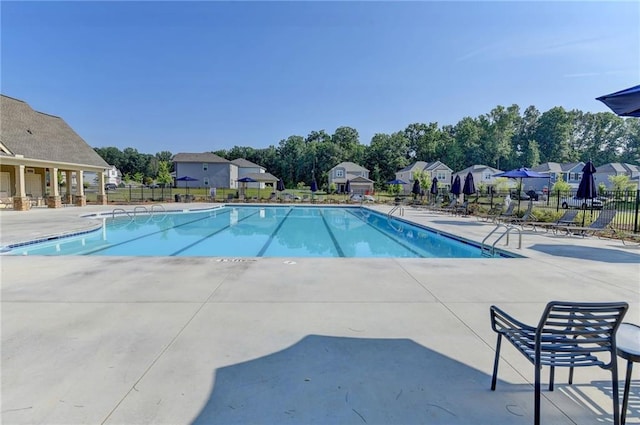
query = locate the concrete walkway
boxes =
[1,203,639,424]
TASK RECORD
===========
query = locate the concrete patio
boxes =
[1,203,639,424]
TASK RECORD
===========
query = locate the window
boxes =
[335,169,344,178]
[203,178,209,186]
[483,173,492,180]
[437,172,446,180]
[203,163,208,171]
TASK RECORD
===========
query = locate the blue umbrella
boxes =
[596,85,640,117]
[176,175,198,194]
[494,168,548,213]
[310,178,318,193]
[387,179,408,185]
[345,179,351,194]
[237,177,257,183]
[430,177,438,195]
[276,179,285,192]
[450,175,461,196]
[463,172,476,196]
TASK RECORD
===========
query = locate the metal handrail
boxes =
[481,223,522,256]
[111,208,130,219]
[133,206,148,217]
[150,204,166,215]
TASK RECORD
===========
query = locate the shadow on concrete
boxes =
[191,335,614,424]
[431,220,487,227]
[528,244,640,263]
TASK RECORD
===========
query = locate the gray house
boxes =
[172,153,238,190]
[0,94,109,210]
[231,158,269,190]
[328,161,374,194]
[594,163,640,189]
[453,165,504,192]
[395,161,453,192]
[530,162,583,192]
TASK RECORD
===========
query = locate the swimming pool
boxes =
[3,206,510,258]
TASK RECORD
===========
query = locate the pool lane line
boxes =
[256,207,295,257]
[171,210,261,256]
[319,209,345,257]
[84,210,231,255]
[344,208,425,258]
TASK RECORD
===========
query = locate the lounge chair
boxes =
[476,204,504,222]
[428,198,457,214]
[501,201,536,225]
[553,209,617,237]
[453,200,469,216]
[491,202,516,223]
[522,209,579,232]
[490,301,628,425]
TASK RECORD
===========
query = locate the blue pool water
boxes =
[4,206,508,258]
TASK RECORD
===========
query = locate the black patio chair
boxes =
[490,301,628,425]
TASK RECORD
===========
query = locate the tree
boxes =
[156,161,173,186]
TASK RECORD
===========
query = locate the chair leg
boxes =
[491,334,502,391]
[569,366,574,385]
[549,365,555,391]
[535,365,542,425]
[612,362,621,425]
[621,360,633,425]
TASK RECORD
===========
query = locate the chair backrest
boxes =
[557,209,579,224]
[536,301,628,367]
[500,202,516,216]
[589,209,616,229]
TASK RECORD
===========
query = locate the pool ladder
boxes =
[481,223,522,257]
[387,205,405,232]
[111,204,166,219]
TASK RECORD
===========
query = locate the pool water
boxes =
[4,206,505,258]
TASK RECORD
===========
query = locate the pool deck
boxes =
[1,203,639,424]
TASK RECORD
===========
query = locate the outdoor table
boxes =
[617,322,640,424]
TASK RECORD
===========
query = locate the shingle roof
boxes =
[331,161,369,172]
[0,95,109,168]
[172,152,230,163]
[232,158,264,169]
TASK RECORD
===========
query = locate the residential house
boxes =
[0,94,110,210]
[453,165,504,193]
[594,162,640,190]
[172,153,238,190]
[84,165,122,188]
[395,161,453,192]
[231,158,278,189]
[328,161,374,195]
[530,162,583,192]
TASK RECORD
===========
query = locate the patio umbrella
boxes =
[345,179,351,194]
[277,179,285,192]
[430,177,438,195]
[237,176,257,198]
[387,178,407,197]
[463,172,476,197]
[412,179,421,199]
[494,168,549,212]
[450,175,461,196]
[175,175,198,195]
[596,85,640,117]
[310,178,318,193]
[576,160,598,226]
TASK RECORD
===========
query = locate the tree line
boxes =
[94,104,639,190]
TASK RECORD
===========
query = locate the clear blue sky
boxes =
[2,1,638,154]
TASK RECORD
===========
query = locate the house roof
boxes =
[232,158,264,169]
[532,162,584,173]
[330,161,369,172]
[0,94,109,168]
[456,164,503,175]
[349,176,374,183]
[398,161,428,173]
[596,162,640,173]
[172,152,230,163]
[243,172,278,182]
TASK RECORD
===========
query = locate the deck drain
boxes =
[283,260,296,265]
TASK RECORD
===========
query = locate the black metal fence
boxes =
[468,189,639,233]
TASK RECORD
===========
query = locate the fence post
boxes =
[634,189,639,233]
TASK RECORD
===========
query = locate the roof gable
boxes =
[331,161,369,172]
[173,152,230,163]
[0,95,109,168]
[231,158,264,169]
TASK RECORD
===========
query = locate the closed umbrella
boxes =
[277,179,285,192]
[345,179,351,194]
[310,178,318,192]
[450,175,461,196]
[576,160,598,226]
[463,172,476,197]
[412,179,421,199]
[430,177,438,195]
